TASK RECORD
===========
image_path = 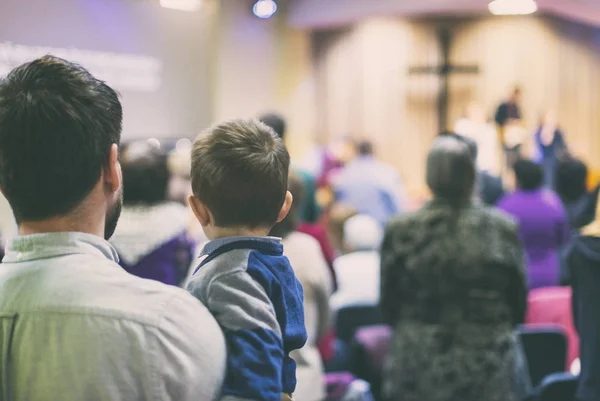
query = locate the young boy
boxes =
[186,119,307,401]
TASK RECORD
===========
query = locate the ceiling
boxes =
[288,0,600,29]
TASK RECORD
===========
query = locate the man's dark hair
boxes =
[121,143,170,205]
[514,159,544,191]
[259,113,286,140]
[427,135,476,201]
[556,158,588,202]
[357,140,374,156]
[191,119,290,227]
[0,55,122,222]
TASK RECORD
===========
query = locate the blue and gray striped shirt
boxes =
[187,236,307,401]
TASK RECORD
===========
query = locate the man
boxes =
[333,141,404,225]
[495,86,523,129]
[0,56,225,400]
[454,101,500,175]
[495,86,525,172]
[330,214,382,311]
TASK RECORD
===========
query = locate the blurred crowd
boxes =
[0,57,598,401]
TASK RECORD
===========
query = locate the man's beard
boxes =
[104,187,123,240]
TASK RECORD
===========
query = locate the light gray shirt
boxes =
[0,232,226,401]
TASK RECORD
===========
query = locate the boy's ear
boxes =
[188,195,212,227]
[276,191,293,223]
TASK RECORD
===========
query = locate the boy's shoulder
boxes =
[186,246,252,298]
[186,237,291,296]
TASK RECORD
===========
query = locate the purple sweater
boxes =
[498,189,569,289]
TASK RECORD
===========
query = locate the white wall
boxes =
[0,0,215,140]
[289,0,600,29]
[213,0,316,157]
[0,0,316,156]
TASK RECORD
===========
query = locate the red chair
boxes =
[525,286,579,368]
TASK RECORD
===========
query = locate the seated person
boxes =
[186,119,307,401]
[498,160,570,289]
[331,214,383,310]
[110,142,193,286]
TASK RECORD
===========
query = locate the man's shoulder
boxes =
[0,256,210,329]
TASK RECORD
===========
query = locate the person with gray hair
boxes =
[380,135,530,401]
[439,131,505,206]
[330,214,383,311]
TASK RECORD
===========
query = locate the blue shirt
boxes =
[334,156,405,225]
[186,236,307,401]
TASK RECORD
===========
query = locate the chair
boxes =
[325,372,374,401]
[525,287,579,367]
[518,325,568,388]
[349,325,392,401]
[537,372,578,401]
[335,304,384,344]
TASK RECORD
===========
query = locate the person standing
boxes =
[333,141,405,225]
[533,110,569,190]
[454,102,500,175]
[330,214,383,310]
[380,135,529,401]
[495,87,523,129]
[495,87,525,173]
[498,160,570,289]
[567,197,600,401]
[0,56,225,400]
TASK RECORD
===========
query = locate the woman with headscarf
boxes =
[567,198,600,401]
[380,135,530,401]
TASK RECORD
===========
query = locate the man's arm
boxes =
[154,292,227,401]
[208,271,284,401]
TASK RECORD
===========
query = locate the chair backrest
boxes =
[526,287,579,367]
[335,304,383,343]
[518,325,568,388]
[350,325,392,401]
[538,372,578,401]
[353,325,392,371]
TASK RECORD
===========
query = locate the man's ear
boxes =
[104,144,121,193]
[188,195,212,227]
[276,191,293,223]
